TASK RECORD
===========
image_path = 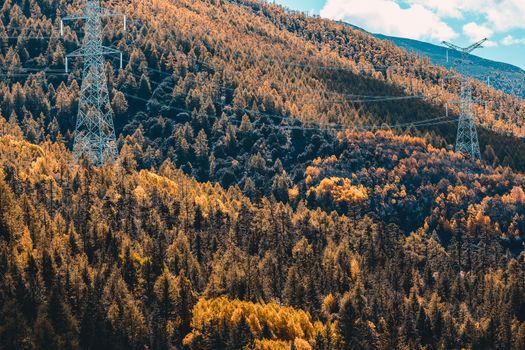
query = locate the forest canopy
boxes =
[0,0,524,349]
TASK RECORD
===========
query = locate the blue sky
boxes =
[274,0,525,69]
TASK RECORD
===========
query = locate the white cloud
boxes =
[405,0,466,18]
[407,0,525,32]
[406,0,493,18]
[320,0,457,41]
[462,22,497,46]
[501,35,525,46]
[483,41,498,48]
[321,0,525,47]
[463,22,492,41]
[484,0,525,32]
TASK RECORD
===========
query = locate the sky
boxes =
[274,0,525,69]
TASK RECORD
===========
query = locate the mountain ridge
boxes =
[342,22,525,98]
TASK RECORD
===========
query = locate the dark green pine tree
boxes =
[338,293,358,349]
[79,284,108,349]
[175,276,197,342]
[227,315,254,349]
[416,306,432,346]
[47,284,79,348]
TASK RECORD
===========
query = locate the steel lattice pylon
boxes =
[62,0,126,165]
[442,39,486,160]
[456,73,481,160]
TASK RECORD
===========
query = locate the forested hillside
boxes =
[0,124,524,349]
[1,0,525,349]
[2,0,525,173]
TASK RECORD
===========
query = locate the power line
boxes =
[4,17,492,137]
[0,70,68,78]
[1,36,53,39]
[118,56,428,104]
[273,118,458,132]
[112,27,463,108]
[109,57,449,132]
[256,56,435,73]
[121,90,458,134]
[129,64,501,135]
[1,27,84,35]
[118,39,432,100]
[2,40,458,134]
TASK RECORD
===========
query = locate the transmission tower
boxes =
[61,0,126,165]
[442,39,487,160]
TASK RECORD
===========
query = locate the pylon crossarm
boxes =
[66,46,120,58]
[442,38,487,54]
[442,41,463,52]
[100,46,121,55]
[60,15,89,35]
[62,14,89,22]
[66,47,87,58]
[464,38,487,53]
[65,48,87,72]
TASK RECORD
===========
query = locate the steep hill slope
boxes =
[2,0,525,177]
